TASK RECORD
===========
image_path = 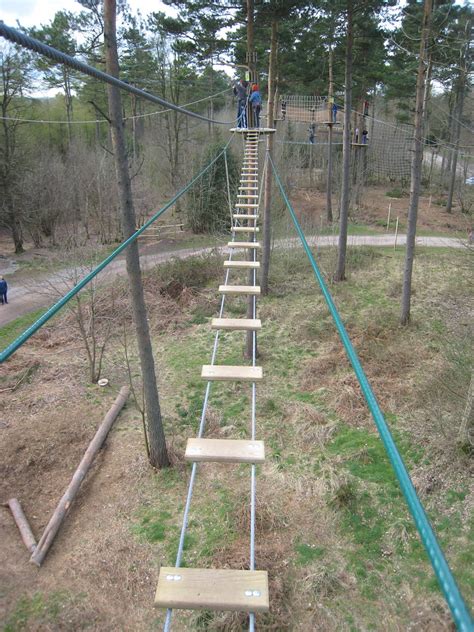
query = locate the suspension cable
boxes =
[268,153,473,632]
[164,142,266,632]
[0,22,234,126]
[0,133,236,364]
[0,88,233,125]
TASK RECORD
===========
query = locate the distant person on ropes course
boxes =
[249,84,262,128]
[0,276,8,305]
[332,102,338,123]
[308,123,316,144]
[281,99,287,120]
[362,129,368,144]
[233,79,248,128]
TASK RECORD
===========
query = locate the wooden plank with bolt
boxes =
[201,365,263,381]
[154,567,269,612]
[185,438,265,464]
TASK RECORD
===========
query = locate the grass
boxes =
[3,591,82,631]
[0,308,47,350]
[145,245,472,629]
[4,243,471,631]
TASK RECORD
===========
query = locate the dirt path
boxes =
[0,234,467,329]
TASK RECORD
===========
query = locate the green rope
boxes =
[0,139,234,363]
[268,155,473,632]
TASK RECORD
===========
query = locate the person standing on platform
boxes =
[249,84,262,128]
[0,276,8,305]
[234,79,248,128]
[355,127,360,143]
[332,102,338,123]
[308,123,315,144]
[363,100,370,116]
[281,99,287,120]
[362,129,368,144]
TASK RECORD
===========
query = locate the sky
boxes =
[0,0,176,28]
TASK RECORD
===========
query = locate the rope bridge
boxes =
[1,21,472,632]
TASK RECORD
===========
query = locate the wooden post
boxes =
[387,202,392,231]
[5,498,37,553]
[394,217,399,250]
[30,386,130,567]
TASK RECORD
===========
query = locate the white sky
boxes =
[0,0,176,28]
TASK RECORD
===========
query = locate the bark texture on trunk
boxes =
[261,19,278,296]
[334,0,353,282]
[103,0,169,467]
[401,0,433,325]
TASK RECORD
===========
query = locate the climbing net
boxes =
[279,94,329,123]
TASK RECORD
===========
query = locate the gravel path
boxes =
[0,234,467,329]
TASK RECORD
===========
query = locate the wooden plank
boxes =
[233,226,259,232]
[224,260,260,269]
[233,214,258,220]
[185,438,265,463]
[227,241,261,249]
[218,284,261,295]
[235,203,259,208]
[201,365,263,381]
[211,317,262,330]
[155,567,269,612]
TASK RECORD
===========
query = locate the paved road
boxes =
[0,234,467,329]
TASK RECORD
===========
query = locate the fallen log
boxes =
[30,385,130,567]
[5,498,37,553]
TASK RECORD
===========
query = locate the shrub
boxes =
[186,142,239,233]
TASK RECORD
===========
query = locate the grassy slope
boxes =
[3,246,472,631]
[147,246,472,630]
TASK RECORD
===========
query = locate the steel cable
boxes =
[0,22,234,126]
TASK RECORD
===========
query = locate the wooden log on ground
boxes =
[5,498,37,553]
[30,386,130,567]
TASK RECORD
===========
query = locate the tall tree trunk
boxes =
[63,67,73,146]
[400,0,433,326]
[446,17,471,214]
[334,0,353,282]
[261,18,277,296]
[103,0,170,468]
[326,47,334,223]
[445,86,465,214]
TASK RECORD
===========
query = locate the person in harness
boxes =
[234,79,248,128]
[249,84,262,128]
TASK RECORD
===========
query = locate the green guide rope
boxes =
[268,154,473,632]
[0,141,233,364]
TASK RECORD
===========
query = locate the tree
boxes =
[334,0,354,282]
[186,140,239,233]
[445,10,472,213]
[103,0,170,468]
[401,0,433,326]
[29,12,79,144]
[0,44,32,253]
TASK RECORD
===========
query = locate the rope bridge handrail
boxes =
[0,135,235,364]
[268,154,473,632]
